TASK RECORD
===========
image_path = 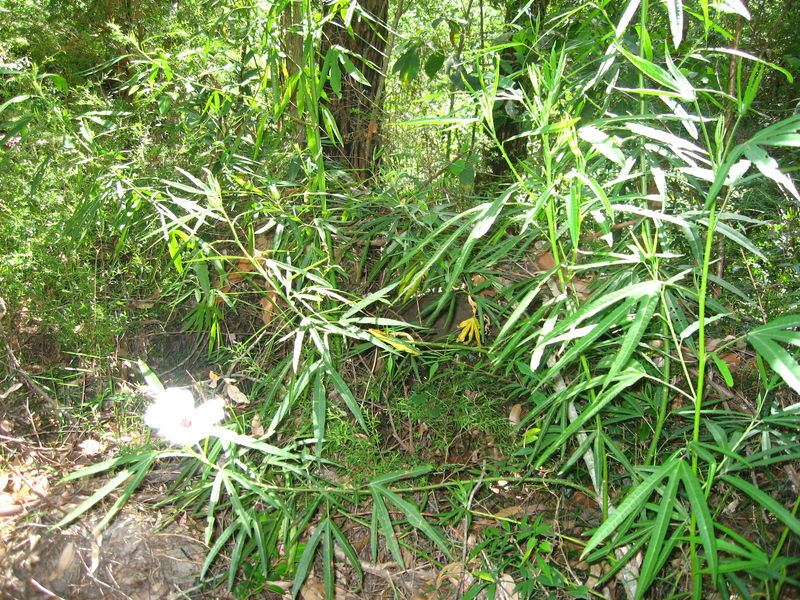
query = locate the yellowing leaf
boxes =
[456,317,482,346]
[368,329,421,355]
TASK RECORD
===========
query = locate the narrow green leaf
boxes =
[750,314,800,334]
[582,457,680,558]
[371,465,433,485]
[320,104,343,145]
[342,282,399,319]
[535,368,644,468]
[618,49,695,101]
[0,94,33,116]
[721,474,800,537]
[747,335,800,395]
[711,353,735,387]
[312,370,326,455]
[253,518,269,576]
[330,520,363,583]
[62,450,151,537]
[60,450,159,481]
[207,469,224,545]
[567,185,580,246]
[221,472,250,534]
[578,127,626,165]
[322,519,334,599]
[371,487,404,567]
[202,519,240,579]
[137,360,165,393]
[326,367,367,431]
[228,526,248,589]
[637,468,680,599]
[697,218,768,261]
[380,487,453,559]
[53,468,135,529]
[762,330,800,348]
[291,522,324,599]
[604,293,658,385]
[535,298,636,377]
[340,54,369,85]
[677,460,718,583]
[446,194,510,293]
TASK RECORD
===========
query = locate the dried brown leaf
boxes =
[224,383,249,405]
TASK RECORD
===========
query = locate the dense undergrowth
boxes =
[1,0,800,598]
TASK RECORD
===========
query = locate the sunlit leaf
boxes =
[579,126,626,165]
[743,145,800,201]
[711,0,751,18]
[665,0,684,49]
[615,0,641,37]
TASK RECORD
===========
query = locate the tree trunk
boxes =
[321,0,389,180]
[280,0,304,143]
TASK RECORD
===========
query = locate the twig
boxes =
[29,578,67,600]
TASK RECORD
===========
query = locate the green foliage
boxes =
[3,0,800,598]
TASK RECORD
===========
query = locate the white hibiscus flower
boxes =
[144,387,226,446]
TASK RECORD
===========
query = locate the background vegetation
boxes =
[1,0,799,598]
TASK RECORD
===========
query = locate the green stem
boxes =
[688,142,722,599]
[646,337,671,465]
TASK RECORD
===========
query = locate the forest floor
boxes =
[1,307,796,600]
[0,376,606,600]
[0,389,602,600]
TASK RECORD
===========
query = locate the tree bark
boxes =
[321,0,389,180]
